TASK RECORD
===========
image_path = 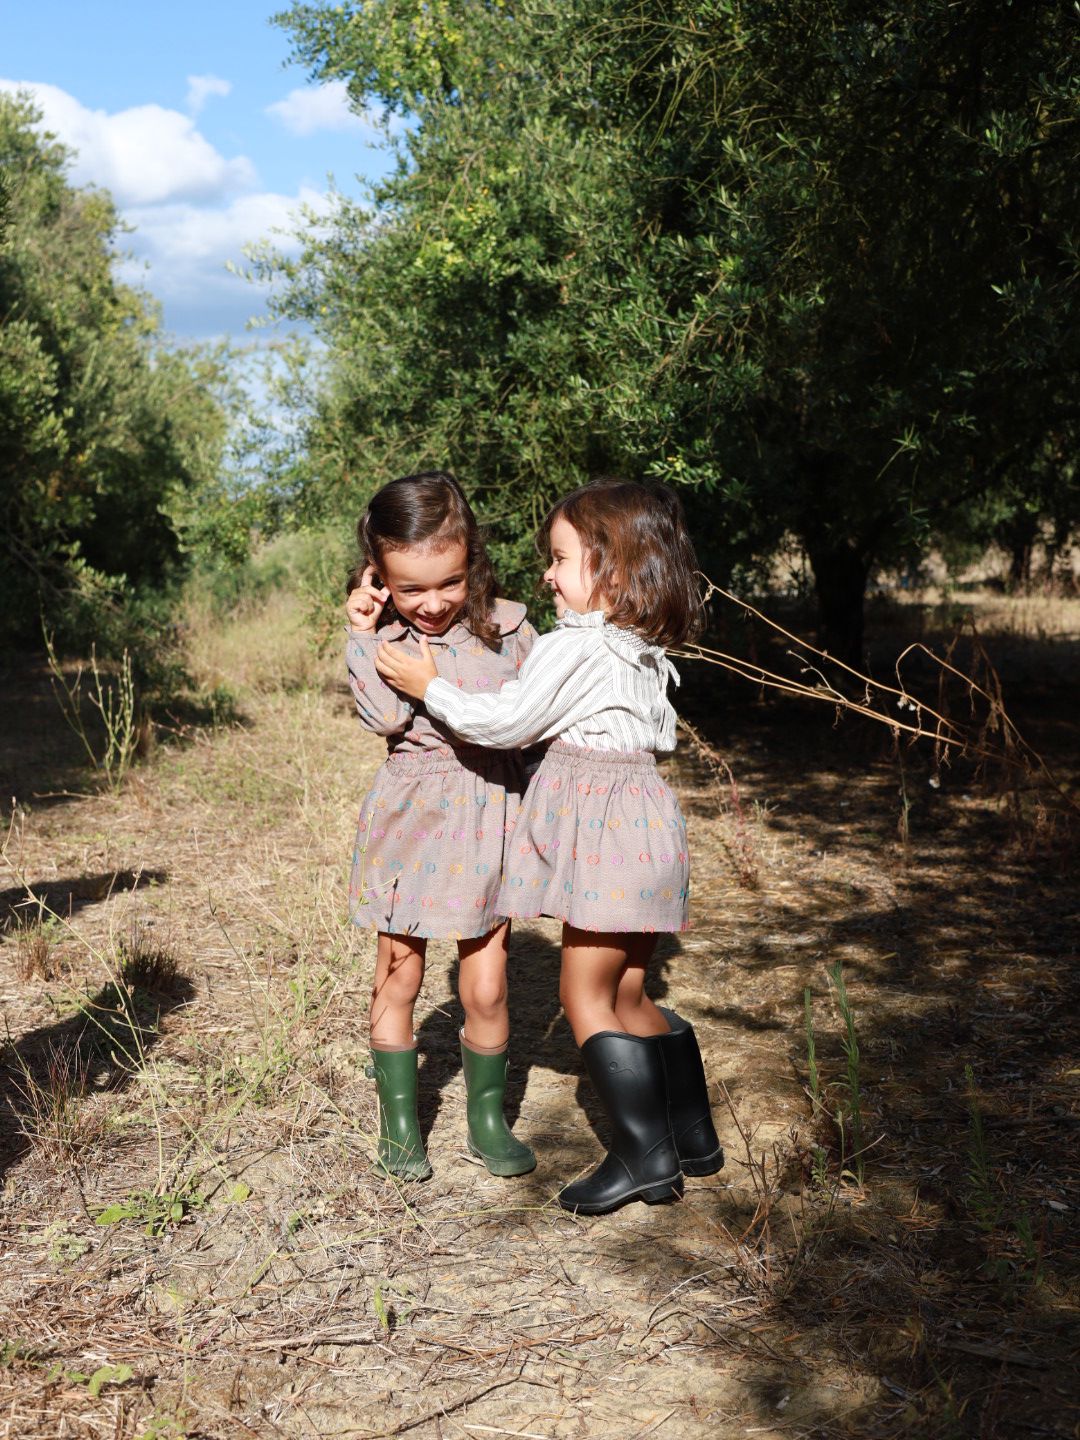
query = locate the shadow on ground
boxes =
[647,602,1080,1436]
[0,869,168,930]
[0,966,195,1184]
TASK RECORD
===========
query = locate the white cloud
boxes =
[0,79,357,338]
[0,80,254,205]
[186,73,231,116]
[266,79,387,138]
[123,187,327,280]
[116,187,336,335]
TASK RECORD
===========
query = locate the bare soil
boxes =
[1,598,1078,1439]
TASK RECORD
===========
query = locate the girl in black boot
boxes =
[375,478,723,1213]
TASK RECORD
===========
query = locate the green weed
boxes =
[964,1063,999,1230]
[138,1410,193,1440]
[0,1344,133,1400]
[44,633,139,792]
[802,985,830,1186]
[802,965,868,1185]
[45,1222,91,1265]
[964,1065,1045,1289]
[827,960,866,1184]
[803,985,822,1113]
[95,1182,207,1238]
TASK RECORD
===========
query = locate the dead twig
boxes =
[353,1366,555,1439]
[672,580,1079,816]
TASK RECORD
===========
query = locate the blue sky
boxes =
[2,0,398,340]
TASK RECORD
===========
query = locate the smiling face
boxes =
[543,515,598,618]
[377,541,470,635]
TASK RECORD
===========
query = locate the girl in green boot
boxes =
[345,472,537,1182]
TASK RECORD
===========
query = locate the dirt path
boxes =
[1,655,1078,1438]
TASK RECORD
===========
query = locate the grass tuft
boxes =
[12,1042,109,1164]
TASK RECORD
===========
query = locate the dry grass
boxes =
[883,579,1080,644]
[13,918,54,982]
[181,588,338,699]
[0,586,1077,1438]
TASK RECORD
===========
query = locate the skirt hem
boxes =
[348,911,510,942]
[496,904,690,934]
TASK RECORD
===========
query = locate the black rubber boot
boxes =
[657,1007,724,1176]
[558,1031,684,1215]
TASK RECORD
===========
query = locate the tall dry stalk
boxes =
[671,581,1077,824]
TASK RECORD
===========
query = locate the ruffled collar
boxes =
[557,608,652,652]
[556,608,678,683]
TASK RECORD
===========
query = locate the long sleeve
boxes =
[345,630,413,736]
[424,628,609,748]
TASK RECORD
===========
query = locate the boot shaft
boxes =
[560,1029,682,1214]
[580,1030,676,1161]
[656,1007,723,1174]
[369,1045,431,1180]
[459,1035,537,1177]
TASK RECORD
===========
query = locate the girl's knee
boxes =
[378,944,424,1002]
[461,970,508,1021]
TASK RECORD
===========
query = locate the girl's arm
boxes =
[346,632,414,735]
[377,628,606,749]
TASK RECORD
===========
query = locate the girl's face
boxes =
[543,516,597,618]
[377,541,469,636]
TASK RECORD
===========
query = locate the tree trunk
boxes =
[1000,510,1039,591]
[1008,538,1034,589]
[805,541,870,670]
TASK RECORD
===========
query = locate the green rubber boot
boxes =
[460,1034,537,1178]
[368,1046,432,1181]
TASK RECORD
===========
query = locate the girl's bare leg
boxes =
[613,938,670,1037]
[369,932,427,1047]
[457,920,511,1049]
[559,926,668,1046]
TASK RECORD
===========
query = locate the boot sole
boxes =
[467,1139,537,1177]
[680,1148,725,1177]
[374,1157,432,1182]
[558,1172,684,1215]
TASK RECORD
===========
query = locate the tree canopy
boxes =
[267,0,1080,659]
[0,92,229,650]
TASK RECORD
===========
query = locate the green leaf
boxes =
[86,1363,134,1397]
[94,1203,133,1227]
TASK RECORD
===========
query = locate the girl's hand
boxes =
[375,635,439,700]
[346,565,391,631]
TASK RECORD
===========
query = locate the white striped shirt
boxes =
[423,609,680,754]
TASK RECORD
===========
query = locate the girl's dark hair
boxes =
[348,471,501,649]
[539,478,703,647]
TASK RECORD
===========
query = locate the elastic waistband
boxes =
[545,741,657,771]
[384,743,520,776]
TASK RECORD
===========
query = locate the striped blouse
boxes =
[423,609,681,755]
